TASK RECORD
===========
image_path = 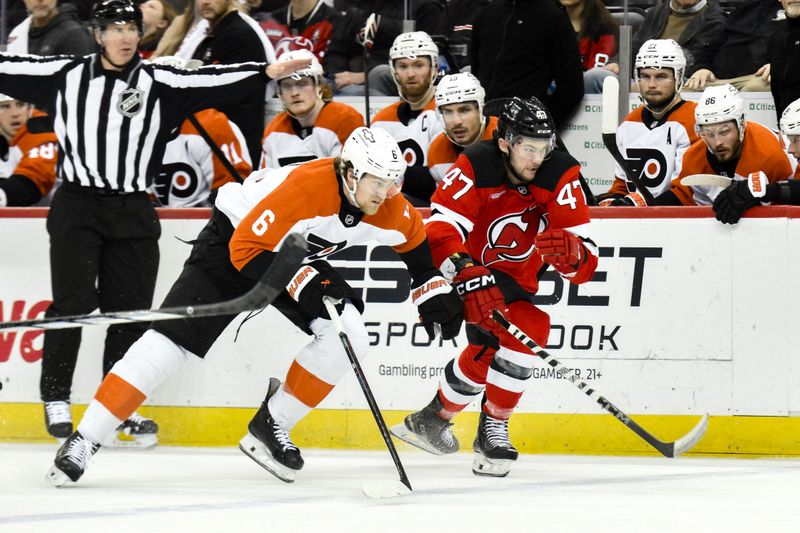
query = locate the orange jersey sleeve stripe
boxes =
[284,360,335,408]
[95,373,147,421]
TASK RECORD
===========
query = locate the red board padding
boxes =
[3,206,800,220]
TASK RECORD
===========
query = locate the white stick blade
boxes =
[362,480,412,500]
[680,174,733,188]
[601,75,620,134]
[672,414,710,457]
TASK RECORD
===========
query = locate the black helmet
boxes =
[91,0,143,32]
[496,96,555,141]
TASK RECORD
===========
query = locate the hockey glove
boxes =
[287,261,349,319]
[535,229,584,275]
[411,275,464,340]
[601,191,646,207]
[452,265,509,335]
[713,171,767,225]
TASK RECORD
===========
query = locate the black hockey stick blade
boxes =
[601,76,656,206]
[323,298,413,499]
[0,233,308,331]
[491,309,709,458]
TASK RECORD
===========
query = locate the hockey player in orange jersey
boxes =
[372,31,443,204]
[713,98,800,223]
[47,127,463,486]
[0,94,57,206]
[654,84,793,206]
[260,50,363,169]
[427,72,498,185]
[391,97,599,477]
[598,39,699,206]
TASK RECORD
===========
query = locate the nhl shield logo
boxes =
[117,88,144,117]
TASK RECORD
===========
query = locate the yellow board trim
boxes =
[3,402,800,456]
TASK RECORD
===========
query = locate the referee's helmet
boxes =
[91,0,143,33]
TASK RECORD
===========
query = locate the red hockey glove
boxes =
[535,229,584,275]
[452,265,508,334]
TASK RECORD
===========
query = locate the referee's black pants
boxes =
[40,183,161,403]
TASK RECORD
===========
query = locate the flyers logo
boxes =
[306,233,348,261]
[155,162,201,206]
[623,147,669,189]
[481,207,545,266]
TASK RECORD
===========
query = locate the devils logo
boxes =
[481,207,547,266]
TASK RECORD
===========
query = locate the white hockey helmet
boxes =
[389,31,439,104]
[0,94,14,103]
[340,127,406,200]
[780,98,800,136]
[435,73,486,115]
[634,39,687,92]
[695,84,746,141]
[276,49,324,83]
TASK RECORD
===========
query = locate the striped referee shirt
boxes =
[0,53,271,193]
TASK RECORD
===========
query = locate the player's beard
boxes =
[644,90,675,113]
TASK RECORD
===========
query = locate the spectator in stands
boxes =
[428,72,498,183]
[139,0,178,59]
[6,0,96,55]
[470,0,584,129]
[684,0,783,92]
[152,0,201,57]
[0,94,58,207]
[372,31,443,205]
[768,0,800,120]
[654,84,793,205]
[438,0,483,71]
[257,0,338,63]
[244,0,288,15]
[559,0,619,95]
[589,0,726,94]
[191,0,278,164]
[260,50,363,168]
[323,0,444,96]
[598,40,699,206]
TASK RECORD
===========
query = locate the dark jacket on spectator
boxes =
[322,0,444,75]
[470,0,583,128]
[25,5,96,56]
[769,15,800,120]
[711,0,783,78]
[440,0,485,69]
[629,0,726,77]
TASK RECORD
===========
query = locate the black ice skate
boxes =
[46,431,101,487]
[105,411,159,449]
[44,400,73,440]
[472,412,518,477]
[239,378,304,483]
[390,402,459,455]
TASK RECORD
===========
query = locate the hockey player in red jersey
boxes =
[47,127,463,487]
[391,97,599,477]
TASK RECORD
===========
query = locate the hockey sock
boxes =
[437,353,487,419]
[483,346,534,419]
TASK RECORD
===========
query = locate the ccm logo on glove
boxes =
[455,273,496,296]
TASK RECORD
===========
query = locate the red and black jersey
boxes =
[427,141,598,293]
[260,1,336,62]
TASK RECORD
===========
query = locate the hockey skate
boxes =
[239,378,304,483]
[44,400,73,440]
[390,404,459,455]
[104,412,159,449]
[472,412,518,477]
[46,431,101,487]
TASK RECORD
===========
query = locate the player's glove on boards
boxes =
[287,261,349,319]
[411,274,464,340]
[453,265,508,335]
[535,229,585,275]
[713,171,768,225]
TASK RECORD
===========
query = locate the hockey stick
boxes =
[362,14,376,128]
[601,76,656,205]
[491,309,709,458]
[323,297,412,500]
[0,234,308,331]
[680,174,733,188]
[188,114,244,184]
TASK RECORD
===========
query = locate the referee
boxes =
[0,0,310,442]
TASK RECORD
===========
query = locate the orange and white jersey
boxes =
[155,108,252,207]
[0,109,58,197]
[428,116,498,182]
[372,99,443,168]
[259,101,363,169]
[670,121,794,205]
[221,158,426,271]
[608,100,698,198]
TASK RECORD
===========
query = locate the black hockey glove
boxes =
[411,274,464,340]
[713,172,767,225]
[287,261,349,319]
